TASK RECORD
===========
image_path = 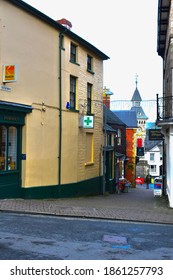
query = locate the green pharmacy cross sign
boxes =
[83,116,94,128]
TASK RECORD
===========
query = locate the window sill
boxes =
[86,113,94,116]
[69,60,80,66]
[87,69,95,75]
[0,169,19,174]
[67,109,79,113]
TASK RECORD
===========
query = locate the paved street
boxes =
[0,184,173,224]
[1,185,173,260]
[1,212,173,260]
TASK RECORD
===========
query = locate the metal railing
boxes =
[157,94,173,122]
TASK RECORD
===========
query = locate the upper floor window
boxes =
[70,43,77,63]
[150,153,155,161]
[107,134,113,146]
[87,55,93,71]
[70,75,77,110]
[87,83,92,113]
[117,129,121,145]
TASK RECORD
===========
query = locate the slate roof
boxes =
[131,87,142,101]
[105,124,117,133]
[112,110,138,128]
[104,106,126,127]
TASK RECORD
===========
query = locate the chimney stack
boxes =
[57,18,72,30]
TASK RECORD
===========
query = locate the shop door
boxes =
[105,151,114,193]
[0,125,22,198]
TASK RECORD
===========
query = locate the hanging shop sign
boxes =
[149,129,164,141]
[2,64,18,83]
[83,116,94,128]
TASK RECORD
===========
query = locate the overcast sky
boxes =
[24,0,162,103]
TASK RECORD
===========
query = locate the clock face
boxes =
[137,127,142,133]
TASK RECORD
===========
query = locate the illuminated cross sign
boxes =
[83,116,94,128]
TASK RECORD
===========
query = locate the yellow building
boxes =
[0,0,109,198]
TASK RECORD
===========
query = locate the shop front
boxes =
[0,101,32,198]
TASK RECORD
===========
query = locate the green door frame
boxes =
[0,125,22,197]
[0,101,32,198]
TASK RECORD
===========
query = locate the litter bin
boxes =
[153,177,162,196]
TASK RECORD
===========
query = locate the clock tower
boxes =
[130,76,148,149]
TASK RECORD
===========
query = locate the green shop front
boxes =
[0,101,32,198]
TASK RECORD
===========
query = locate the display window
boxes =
[0,125,17,171]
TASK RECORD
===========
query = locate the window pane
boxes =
[117,129,121,145]
[70,76,76,109]
[87,83,92,113]
[150,165,156,173]
[70,43,76,63]
[8,126,17,170]
[150,153,154,161]
[0,126,7,170]
[87,55,92,71]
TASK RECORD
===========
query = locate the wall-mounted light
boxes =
[66,102,70,109]
[42,102,46,112]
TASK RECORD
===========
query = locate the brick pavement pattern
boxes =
[0,185,173,224]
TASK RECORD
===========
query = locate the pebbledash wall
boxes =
[0,0,109,198]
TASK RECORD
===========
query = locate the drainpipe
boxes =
[58,33,63,187]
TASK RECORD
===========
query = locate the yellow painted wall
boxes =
[0,0,104,188]
[0,1,60,187]
[60,36,104,184]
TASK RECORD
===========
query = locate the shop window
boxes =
[8,126,17,170]
[0,125,17,171]
[0,126,7,170]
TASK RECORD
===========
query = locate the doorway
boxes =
[0,124,22,197]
